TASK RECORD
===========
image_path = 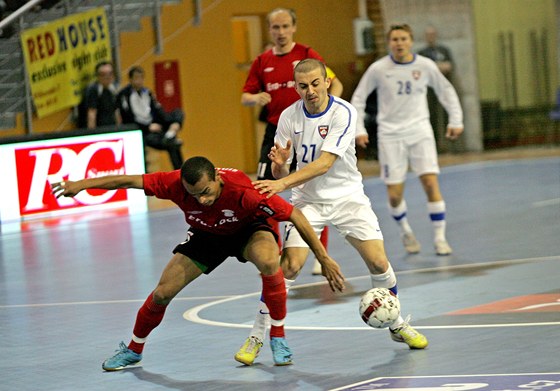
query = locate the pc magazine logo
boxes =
[15,139,128,216]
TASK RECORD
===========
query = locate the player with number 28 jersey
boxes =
[353,54,462,142]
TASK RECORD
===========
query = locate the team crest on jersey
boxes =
[222,209,235,217]
[412,70,421,80]
[318,125,329,139]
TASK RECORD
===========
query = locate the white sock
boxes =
[428,201,446,242]
[389,200,413,234]
[249,300,270,341]
[370,264,404,330]
[369,264,397,292]
[248,277,295,341]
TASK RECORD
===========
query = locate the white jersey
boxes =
[275,95,364,203]
[351,54,463,141]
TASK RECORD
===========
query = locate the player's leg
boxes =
[346,237,428,349]
[410,136,451,255]
[236,213,317,365]
[242,230,295,366]
[335,193,427,349]
[102,252,203,371]
[257,123,277,180]
[419,173,451,255]
[379,138,420,254]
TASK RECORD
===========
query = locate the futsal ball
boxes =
[359,287,400,328]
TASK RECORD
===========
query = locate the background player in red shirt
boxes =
[51,156,344,369]
[241,7,342,276]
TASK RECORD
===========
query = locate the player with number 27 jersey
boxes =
[275,95,364,204]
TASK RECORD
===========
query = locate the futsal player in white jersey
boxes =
[351,23,464,256]
[234,58,428,366]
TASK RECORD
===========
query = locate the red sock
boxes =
[128,292,168,354]
[261,268,286,338]
[320,226,329,250]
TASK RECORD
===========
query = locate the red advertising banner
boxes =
[0,130,146,231]
[154,60,182,113]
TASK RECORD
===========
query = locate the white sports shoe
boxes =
[401,232,421,254]
[311,259,322,275]
[435,240,453,255]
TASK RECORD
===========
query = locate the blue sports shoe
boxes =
[102,342,142,371]
[270,337,293,366]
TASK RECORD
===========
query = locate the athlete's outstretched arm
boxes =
[51,175,144,198]
[288,207,345,292]
[254,151,338,197]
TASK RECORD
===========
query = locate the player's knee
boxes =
[387,194,402,207]
[364,250,390,274]
[281,254,302,279]
[152,287,173,305]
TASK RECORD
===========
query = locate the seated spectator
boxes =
[77,61,121,129]
[117,65,184,170]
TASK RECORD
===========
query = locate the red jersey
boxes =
[142,168,294,235]
[243,43,324,125]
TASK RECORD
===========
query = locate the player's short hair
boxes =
[293,58,327,79]
[128,65,144,79]
[267,7,296,26]
[181,156,216,185]
[386,23,414,41]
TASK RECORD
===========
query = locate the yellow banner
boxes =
[20,7,112,118]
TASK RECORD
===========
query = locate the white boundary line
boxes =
[532,198,560,207]
[183,255,560,331]
[329,372,560,391]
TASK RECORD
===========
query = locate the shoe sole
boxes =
[274,360,294,366]
[102,361,142,371]
[234,354,256,366]
[390,334,428,349]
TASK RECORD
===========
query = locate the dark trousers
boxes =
[140,109,185,170]
[258,122,297,180]
[258,123,278,180]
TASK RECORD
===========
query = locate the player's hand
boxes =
[355,134,369,149]
[51,180,82,198]
[268,140,291,166]
[318,256,346,292]
[446,126,464,140]
[255,92,272,106]
[252,179,287,198]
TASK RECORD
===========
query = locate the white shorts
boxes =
[378,135,440,185]
[283,192,384,248]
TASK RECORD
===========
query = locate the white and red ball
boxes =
[359,287,400,328]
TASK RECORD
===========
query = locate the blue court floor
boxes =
[1,155,559,391]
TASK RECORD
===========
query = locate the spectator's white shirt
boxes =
[129,89,153,125]
[275,95,364,203]
[351,54,463,141]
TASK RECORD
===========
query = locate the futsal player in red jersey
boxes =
[51,156,345,370]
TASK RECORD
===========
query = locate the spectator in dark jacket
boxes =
[117,66,184,170]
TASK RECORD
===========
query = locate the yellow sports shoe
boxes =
[234,336,263,366]
[390,315,428,349]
